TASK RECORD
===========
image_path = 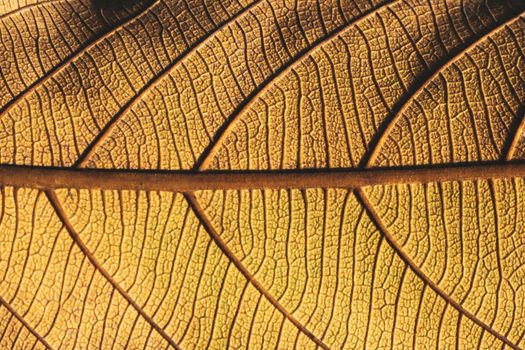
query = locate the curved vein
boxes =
[0,0,158,116]
[74,0,264,167]
[0,295,54,350]
[195,0,397,170]
[354,188,520,349]
[364,11,525,167]
[184,192,331,350]
[354,11,525,347]
[0,0,61,21]
[44,190,181,350]
[505,109,525,160]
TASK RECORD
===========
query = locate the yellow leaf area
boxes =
[0,0,524,349]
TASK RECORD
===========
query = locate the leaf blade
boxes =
[1,0,525,348]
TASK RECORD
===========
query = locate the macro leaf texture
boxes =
[0,0,525,349]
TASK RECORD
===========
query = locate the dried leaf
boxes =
[1,0,524,348]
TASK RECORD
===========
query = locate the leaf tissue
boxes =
[0,0,524,348]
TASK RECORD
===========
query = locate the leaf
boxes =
[0,0,150,109]
[1,0,525,349]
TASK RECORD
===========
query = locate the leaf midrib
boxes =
[0,161,524,191]
[3,1,523,348]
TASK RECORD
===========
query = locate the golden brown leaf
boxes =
[0,0,525,349]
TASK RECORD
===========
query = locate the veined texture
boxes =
[0,0,524,349]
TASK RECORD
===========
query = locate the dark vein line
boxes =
[3,5,523,350]
[0,161,524,191]
[0,0,158,117]
[43,4,268,344]
[505,109,525,160]
[74,0,264,167]
[195,0,396,170]
[184,192,330,350]
[350,10,525,345]
[354,188,520,349]
[0,0,60,21]
[364,10,525,167]
[44,190,181,350]
[0,295,54,349]
[196,3,525,171]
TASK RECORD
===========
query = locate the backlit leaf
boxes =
[1,0,524,348]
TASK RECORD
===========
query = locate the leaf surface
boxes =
[1,0,525,349]
[0,0,149,109]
